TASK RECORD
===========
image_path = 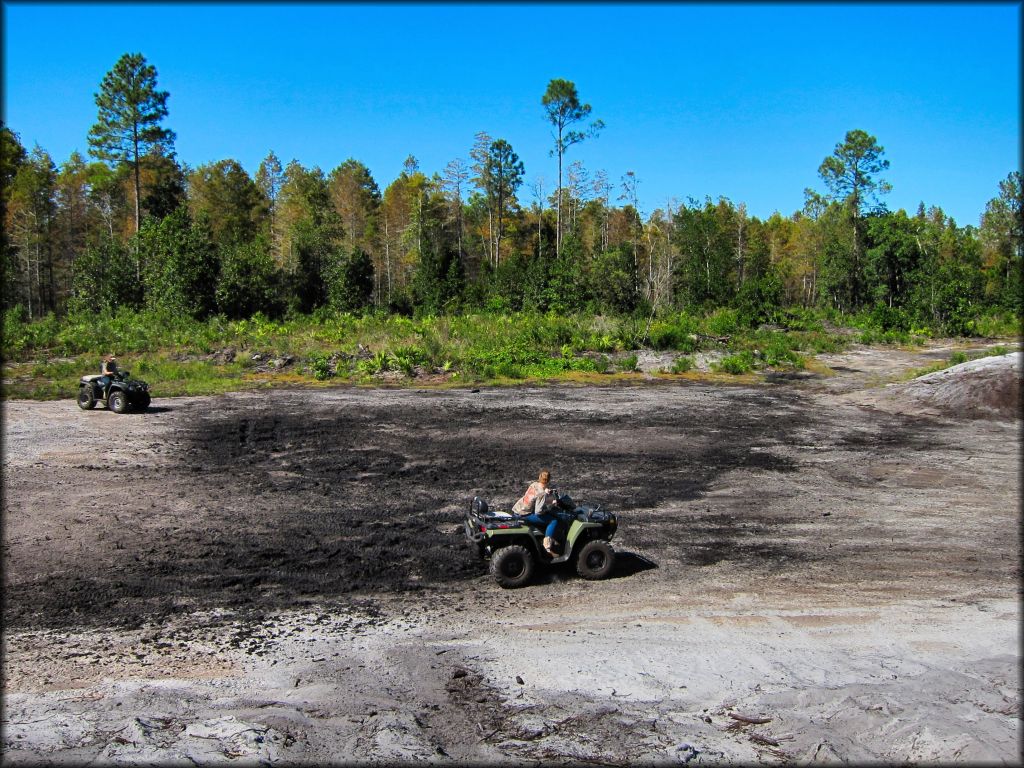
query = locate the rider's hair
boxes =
[538,469,551,486]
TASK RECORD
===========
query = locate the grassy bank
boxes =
[903,344,1015,381]
[2,307,1019,400]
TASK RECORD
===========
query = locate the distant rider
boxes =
[512,469,565,556]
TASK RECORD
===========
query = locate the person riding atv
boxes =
[512,469,571,555]
[99,354,119,396]
[465,489,617,588]
[77,354,151,413]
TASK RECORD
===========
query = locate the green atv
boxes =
[77,370,151,413]
[464,492,617,588]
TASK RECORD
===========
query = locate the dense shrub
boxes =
[716,351,755,374]
[670,355,693,373]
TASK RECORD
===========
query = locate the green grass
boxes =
[714,351,756,375]
[2,306,1018,400]
[3,354,257,399]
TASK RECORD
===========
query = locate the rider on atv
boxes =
[77,354,151,413]
[512,469,572,556]
[99,354,119,397]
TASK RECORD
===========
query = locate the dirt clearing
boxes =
[3,341,1019,764]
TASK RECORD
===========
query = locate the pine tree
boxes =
[88,53,176,235]
[541,79,604,257]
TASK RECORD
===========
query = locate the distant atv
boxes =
[78,371,151,413]
[465,492,617,588]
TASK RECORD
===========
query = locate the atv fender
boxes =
[564,520,606,551]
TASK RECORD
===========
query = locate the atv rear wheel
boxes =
[77,387,96,410]
[108,390,129,414]
[576,540,615,580]
[491,545,535,588]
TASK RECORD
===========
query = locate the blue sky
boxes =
[3,2,1020,226]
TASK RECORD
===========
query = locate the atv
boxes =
[464,492,617,588]
[77,370,151,413]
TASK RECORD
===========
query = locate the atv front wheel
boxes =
[576,540,615,580]
[77,387,96,410]
[135,393,151,412]
[108,390,129,414]
[490,545,535,588]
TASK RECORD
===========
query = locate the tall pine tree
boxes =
[88,53,176,235]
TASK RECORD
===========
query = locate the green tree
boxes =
[441,157,470,271]
[187,159,265,248]
[5,146,58,317]
[327,158,381,255]
[255,150,284,262]
[816,199,858,311]
[866,211,924,309]
[53,152,94,308]
[411,175,463,315]
[216,236,281,318]
[82,160,129,242]
[979,171,1023,310]
[541,78,604,257]
[468,132,496,269]
[382,156,437,312]
[541,232,588,313]
[618,171,642,295]
[1,125,28,310]
[903,206,986,333]
[931,235,985,335]
[818,129,892,215]
[380,168,417,309]
[69,236,140,313]
[274,161,341,312]
[87,53,176,235]
[589,245,639,314]
[140,149,186,221]
[671,197,736,307]
[735,270,784,327]
[137,205,218,317]
[0,124,27,197]
[792,189,830,307]
[482,139,524,267]
[817,129,891,308]
[326,247,375,313]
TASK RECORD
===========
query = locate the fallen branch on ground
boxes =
[728,712,772,725]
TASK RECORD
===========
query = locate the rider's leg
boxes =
[543,517,560,554]
[524,512,559,554]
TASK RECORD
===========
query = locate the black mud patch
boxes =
[4,386,942,630]
[630,509,817,570]
[835,415,947,452]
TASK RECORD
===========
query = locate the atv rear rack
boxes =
[464,507,524,543]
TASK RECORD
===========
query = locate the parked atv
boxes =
[464,492,617,588]
[77,370,151,413]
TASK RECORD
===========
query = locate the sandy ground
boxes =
[2,340,1020,765]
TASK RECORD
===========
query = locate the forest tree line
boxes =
[3,53,1021,337]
